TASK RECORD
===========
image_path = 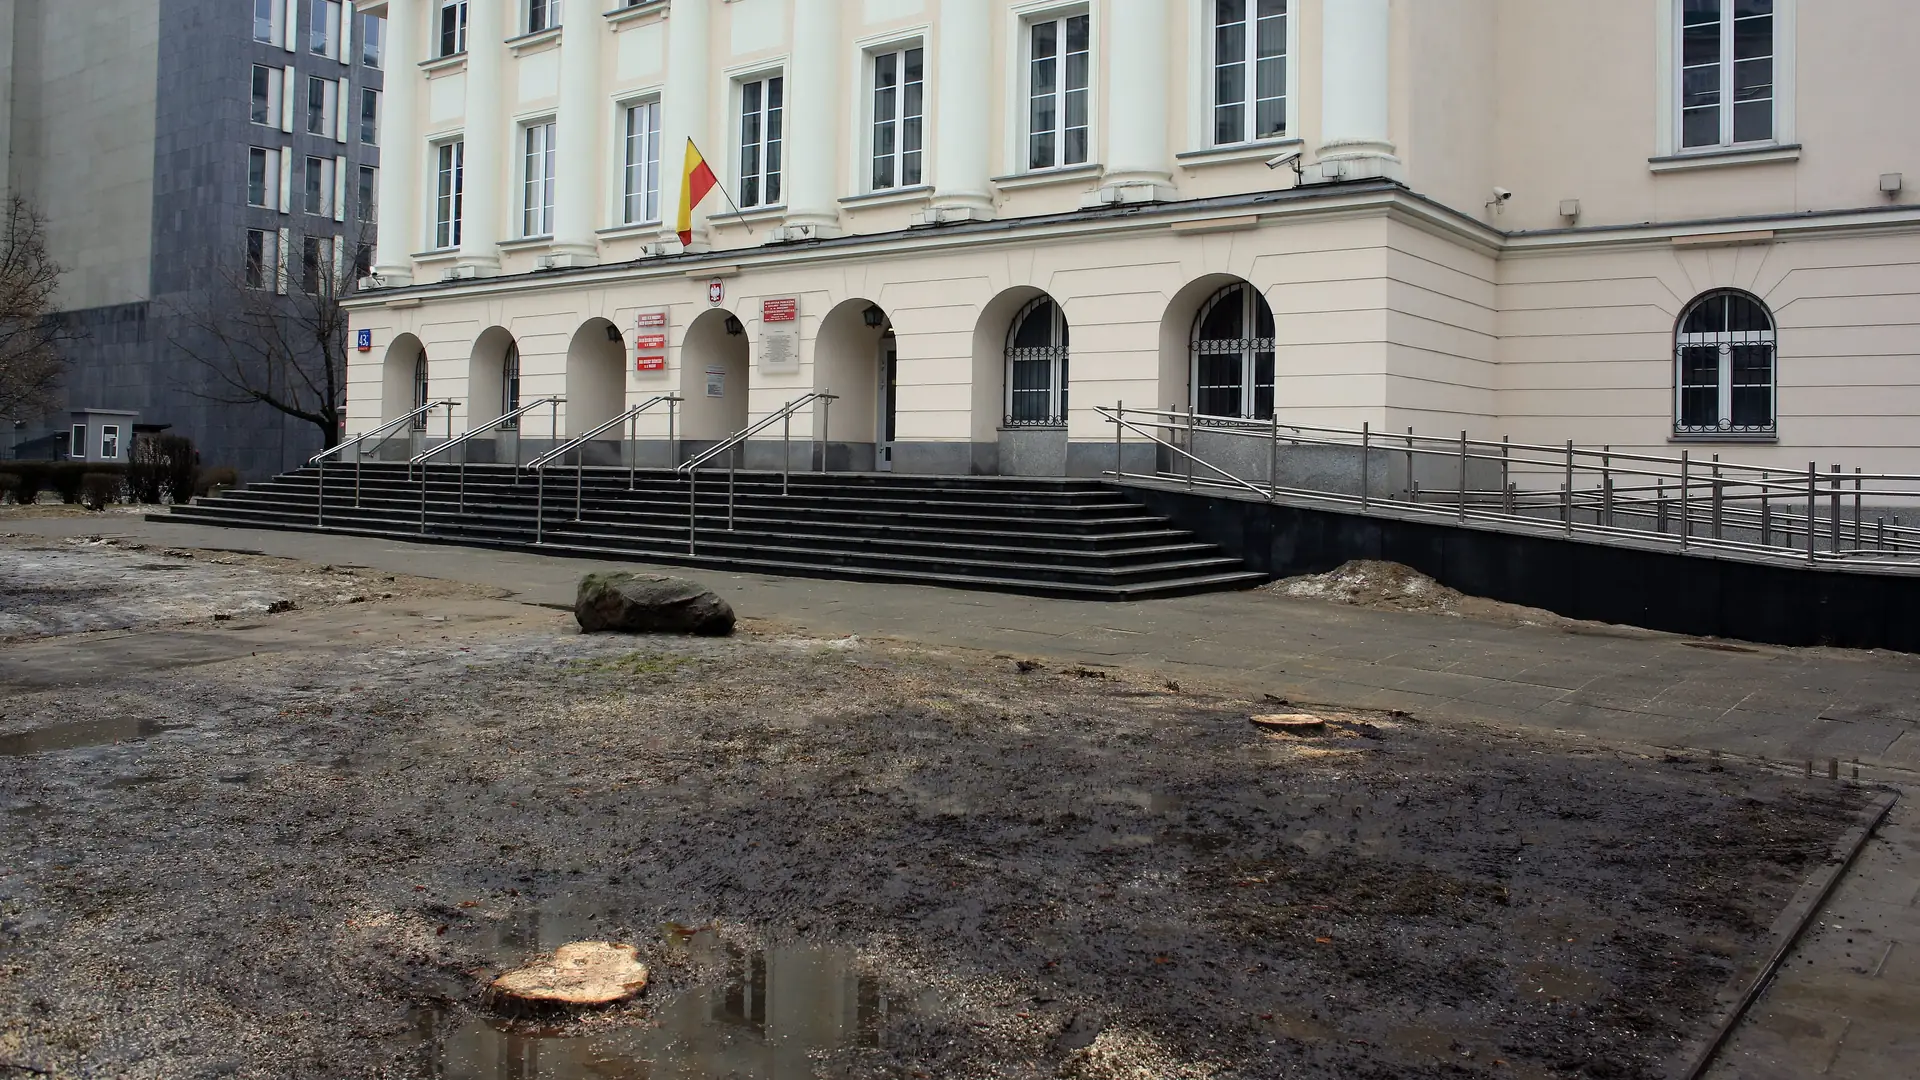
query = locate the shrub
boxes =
[81,472,121,511]
[156,434,198,505]
[7,462,47,505]
[0,474,17,504]
[127,436,168,504]
[194,466,240,498]
[49,462,86,504]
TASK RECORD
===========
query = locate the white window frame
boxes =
[439,0,470,58]
[301,235,336,295]
[245,228,280,290]
[527,0,562,34]
[619,96,663,225]
[361,87,381,145]
[68,424,86,460]
[360,13,384,68]
[866,42,926,193]
[1655,0,1795,156]
[1673,290,1778,437]
[304,155,335,217]
[100,426,120,461]
[733,70,786,210]
[1004,297,1070,427]
[247,147,281,210]
[520,118,558,237]
[358,165,379,223]
[1196,0,1297,148]
[311,0,342,59]
[253,0,280,45]
[433,139,465,249]
[1012,4,1093,173]
[250,64,283,128]
[306,76,338,138]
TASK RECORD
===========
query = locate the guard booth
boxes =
[67,408,139,464]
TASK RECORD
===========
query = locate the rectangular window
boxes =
[253,0,279,44]
[737,75,784,208]
[246,228,280,289]
[69,424,85,460]
[1213,0,1288,145]
[250,65,281,127]
[248,147,280,209]
[622,99,662,224]
[1027,12,1091,170]
[307,76,338,137]
[440,0,469,57]
[353,242,374,280]
[302,236,334,295]
[870,46,925,191]
[305,155,334,216]
[435,140,465,248]
[361,88,380,144]
[361,13,384,67]
[528,0,562,34]
[1679,0,1774,150]
[522,120,557,237]
[358,165,378,222]
[100,426,120,460]
[311,0,342,58]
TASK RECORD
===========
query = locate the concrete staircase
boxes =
[155,463,1266,600]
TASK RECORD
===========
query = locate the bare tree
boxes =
[0,196,70,420]
[168,224,372,450]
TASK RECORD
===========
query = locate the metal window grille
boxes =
[499,343,522,430]
[1190,283,1276,421]
[411,352,430,429]
[1004,297,1070,426]
[1674,290,1776,435]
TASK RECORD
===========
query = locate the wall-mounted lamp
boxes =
[862,304,886,328]
[1882,173,1904,196]
[605,324,623,342]
[724,315,744,336]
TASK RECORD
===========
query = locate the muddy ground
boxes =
[0,543,1870,1080]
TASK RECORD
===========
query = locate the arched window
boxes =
[1191,283,1275,419]
[410,349,430,429]
[499,341,522,430]
[1675,290,1775,435]
[1005,297,1069,426]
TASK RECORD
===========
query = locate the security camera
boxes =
[1265,149,1303,171]
[1492,187,1513,202]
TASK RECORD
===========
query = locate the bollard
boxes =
[1679,450,1691,547]
[1360,422,1371,512]
[1459,431,1469,523]
[1828,758,1839,781]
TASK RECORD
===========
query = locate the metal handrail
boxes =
[410,396,562,532]
[1097,402,1920,573]
[678,390,838,554]
[312,399,458,528]
[529,394,682,543]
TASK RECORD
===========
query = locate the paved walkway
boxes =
[6,514,1916,1077]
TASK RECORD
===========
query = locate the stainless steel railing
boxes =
[528,394,682,543]
[311,399,458,527]
[409,396,562,532]
[1097,403,1920,573]
[676,390,837,553]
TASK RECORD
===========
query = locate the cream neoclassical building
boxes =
[342,0,1920,477]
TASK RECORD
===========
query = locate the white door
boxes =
[876,337,898,471]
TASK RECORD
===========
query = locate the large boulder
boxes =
[574,572,735,636]
[489,941,650,1011]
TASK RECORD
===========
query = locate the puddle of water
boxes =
[0,717,181,757]
[420,936,906,1080]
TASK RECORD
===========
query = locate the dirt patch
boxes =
[0,534,503,641]
[0,551,1868,1080]
[1265,560,1576,627]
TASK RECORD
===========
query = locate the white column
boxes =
[457,0,504,273]
[924,0,992,223]
[659,0,712,252]
[550,3,605,265]
[372,2,418,284]
[1314,0,1400,181]
[1091,0,1173,205]
[779,0,841,238]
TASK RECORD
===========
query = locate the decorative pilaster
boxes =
[923,0,992,223]
[1089,0,1174,206]
[659,0,712,252]
[1312,0,1401,182]
[548,2,605,265]
[775,0,841,239]
[455,0,503,274]
[371,0,418,285]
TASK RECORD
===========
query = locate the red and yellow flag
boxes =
[677,139,719,247]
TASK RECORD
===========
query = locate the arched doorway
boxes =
[380,333,427,428]
[976,288,1069,476]
[1190,282,1275,420]
[466,326,520,463]
[814,298,888,471]
[678,308,749,462]
[566,318,629,438]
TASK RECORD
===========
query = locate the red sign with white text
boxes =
[762,298,798,322]
[635,311,668,371]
